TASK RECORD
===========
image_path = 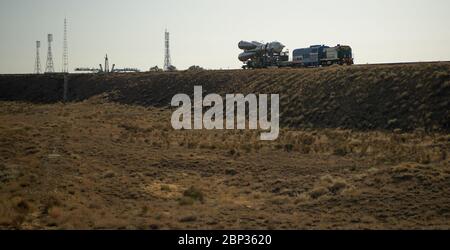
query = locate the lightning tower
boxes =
[164,29,171,71]
[34,41,41,74]
[62,18,69,73]
[45,34,54,73]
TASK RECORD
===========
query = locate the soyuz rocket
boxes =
[238,41,285,61]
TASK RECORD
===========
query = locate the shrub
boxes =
[183,186,204,203]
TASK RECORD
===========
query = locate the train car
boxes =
[292,45,328,67]
[293,44,353,66]
[238,41,354,69]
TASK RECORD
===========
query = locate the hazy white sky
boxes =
[0,0,449,73]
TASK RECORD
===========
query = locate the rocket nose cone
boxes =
[269,42,285,53]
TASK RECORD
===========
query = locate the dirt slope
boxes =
[1,62,449,131]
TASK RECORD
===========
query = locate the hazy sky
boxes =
[0,0,449,73]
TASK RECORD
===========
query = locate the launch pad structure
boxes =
[74,54,141,73]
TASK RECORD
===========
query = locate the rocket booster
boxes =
[238,40,285,61]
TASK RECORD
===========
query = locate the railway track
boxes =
[353,61,450,67]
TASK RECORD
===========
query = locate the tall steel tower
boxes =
[34,41,41,74]
[164,29,171,71]
[62,18,69,73]
[45,34,54,73]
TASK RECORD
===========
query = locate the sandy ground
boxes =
[0,98,449,229]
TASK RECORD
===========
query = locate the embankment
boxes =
[1,62,449,131]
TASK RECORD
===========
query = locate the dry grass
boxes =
[0,99,448,229]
